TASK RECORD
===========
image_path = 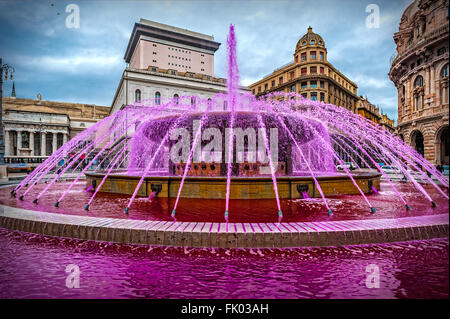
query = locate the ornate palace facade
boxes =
[389,0,449,165]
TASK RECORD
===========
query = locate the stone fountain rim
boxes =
[0,203,447,248]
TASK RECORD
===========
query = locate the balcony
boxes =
[391,24,449,67]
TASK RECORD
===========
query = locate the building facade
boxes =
[2,96,109,167]
[356,96,395,132]
[110,19,249,115]
[249,27,360,113]
[389,0,449,165]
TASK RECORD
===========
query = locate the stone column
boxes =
[52,133,57,154]
[17,131,22,154]
[41,132,46,156]
[4,130,10,156]
[29,131,35,156]
[62,133,68,157]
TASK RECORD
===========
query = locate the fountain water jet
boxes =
[10,24,448,227]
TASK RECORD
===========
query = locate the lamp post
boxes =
[0,58,15,165]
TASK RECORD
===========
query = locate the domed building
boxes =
[250,27,360,113]
[389,0,449,165]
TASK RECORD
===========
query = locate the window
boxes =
[151,67,157,72]
[258,86,261,93]
[302,41,306,46]
[290,71,295,79]
[310,51,316,60]
[310,40,315,45]
[320,67,324,74]
[301,93,308,98]
[290,85,295,92]
[319,52,324,61]
[174,94,179,105]
[441,64,449,78]
[191,97,196,107]
[271,80,275,87]
[438,47,447,56]
[265,83,268,91]
[440,64,449,104]
[310,92,317,101]
[310,66,317,74]
[155,91,161,105]
[320,81,325,88]
[414,75,424,87]
[279,76,283,84]
[301,81,307,89]
[301,67,307,75]
[410,63,415,70]
[310,80,317,88]
[295,55,298,63]
[153,51,157,54]
[301,52,306,61]
[415,94,422,110]
[135,89,141,102]
[171,70,176,75]
[252,89,255,95]
[320,93,325,102]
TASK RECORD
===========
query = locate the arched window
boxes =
[173,94,179,105]
[135,89,141,102]
[414,75,424,87]
[441,64,449,78]
[191,97,196,107]
[310,40,315,45]
[155,91,161,105]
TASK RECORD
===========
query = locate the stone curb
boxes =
[0,204,448,248]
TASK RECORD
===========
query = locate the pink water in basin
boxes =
[1,181,447,223]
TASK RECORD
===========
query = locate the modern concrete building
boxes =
[389,0,449,165]
[110,18,249,114]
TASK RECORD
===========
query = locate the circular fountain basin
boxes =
[85,171,382,199]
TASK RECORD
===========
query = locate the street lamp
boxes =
[0,58,15,165]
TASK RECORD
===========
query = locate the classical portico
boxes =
[4,126,69,157]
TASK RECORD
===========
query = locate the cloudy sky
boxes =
[0,0,413,123]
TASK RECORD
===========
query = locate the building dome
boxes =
[296,26,325,51]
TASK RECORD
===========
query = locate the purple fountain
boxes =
[0,24,448,300]
[3,24,448,232]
